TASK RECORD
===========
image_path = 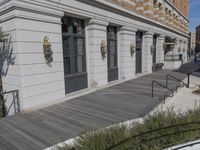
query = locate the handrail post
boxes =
[1,90,20,117]
[2,100,6,117]
[166,75,168,88]
[152,80,174,99]
[16,91,20,113]
[152,81,154,97]
[166,74,185,87]
[13,92,16,114]
[199,61,200,72]
[187,73,190,88]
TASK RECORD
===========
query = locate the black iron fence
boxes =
[164,54,182,62]
[166,74,185,90]
[0,90,20,117]
[186,61,200,88]
[152,61,200,99]
[152,80,174,100]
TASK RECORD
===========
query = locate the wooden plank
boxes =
[0,69,188,150]
[0,122,46,150]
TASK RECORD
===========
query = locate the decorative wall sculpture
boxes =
[151,45,155,54]
[101,40,107,59]
[163,43,166,50]
[130,42,135,56]
[43,36,53,67]
[178,47,181,52]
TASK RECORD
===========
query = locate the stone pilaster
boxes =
[153,2,160,21]
[119,26,137,80]
[172,14,176,28]
[143,31,154,73]
[1,7,65,111]
[178,19,181,31]
[175,16,179,30]
[136,0,144,15]
[183,41,188,63]
[88,19,108,87]
[159,5,165,23]
[179,40,183,55]
[165,10,170,25]
[120,0,136,11]
[169,12,174,27]
[156,35,165,64]
[174,39,180,55]
[179,40,185,62]
[143,0,153,18]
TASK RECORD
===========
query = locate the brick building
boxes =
[0,0,189,113]
[196,25,200,53]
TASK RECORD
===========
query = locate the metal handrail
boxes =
[152,81,174,98]
[1,90,20,117]
[166,74,186,89]
[164,54,181,62]
[186,62,200,88]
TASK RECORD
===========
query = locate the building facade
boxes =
[0,0,189,112]
[196,25,200,53]
[189,32,196,55]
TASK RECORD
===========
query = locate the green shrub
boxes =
[74,125,131,150]
[58,106,200,150]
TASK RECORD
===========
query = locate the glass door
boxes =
[136,32,143,73]
[62,17,87,93]
[153,35,157,64]
[107,25,118,82]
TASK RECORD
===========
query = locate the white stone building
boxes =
[0,0,189,112]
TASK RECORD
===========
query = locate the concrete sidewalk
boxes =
[154,73,200,113]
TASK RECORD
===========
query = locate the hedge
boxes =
[56,105,200,150]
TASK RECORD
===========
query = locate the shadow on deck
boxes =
[0,70,187,150]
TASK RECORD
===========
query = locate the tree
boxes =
[0,27,15,76]
[0,27,15,117]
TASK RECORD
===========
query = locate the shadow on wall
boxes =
[0,27,16,117]
[0,28,15,77]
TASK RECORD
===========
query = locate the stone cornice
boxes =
[165,0,189,22]
[93,0,189,38]
[88,18,109,27]
[0,0,189,38]
[120,26,137,33]
[144,31,154,36]
[0,6,64,26]
[0,0,64,19]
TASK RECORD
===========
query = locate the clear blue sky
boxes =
[189,0,200,32]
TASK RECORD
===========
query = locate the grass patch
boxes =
[56,106,200,150]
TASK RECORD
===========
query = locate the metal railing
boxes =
[152,81,174,100]
[1,90,20,117]
[106,121,200,150]
[187,62,200,88]
[166,74,186,92]
[164,54,181,62]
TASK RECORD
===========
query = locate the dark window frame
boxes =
[62,17,87,77]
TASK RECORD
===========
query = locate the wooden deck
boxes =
[0,70,187,150]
